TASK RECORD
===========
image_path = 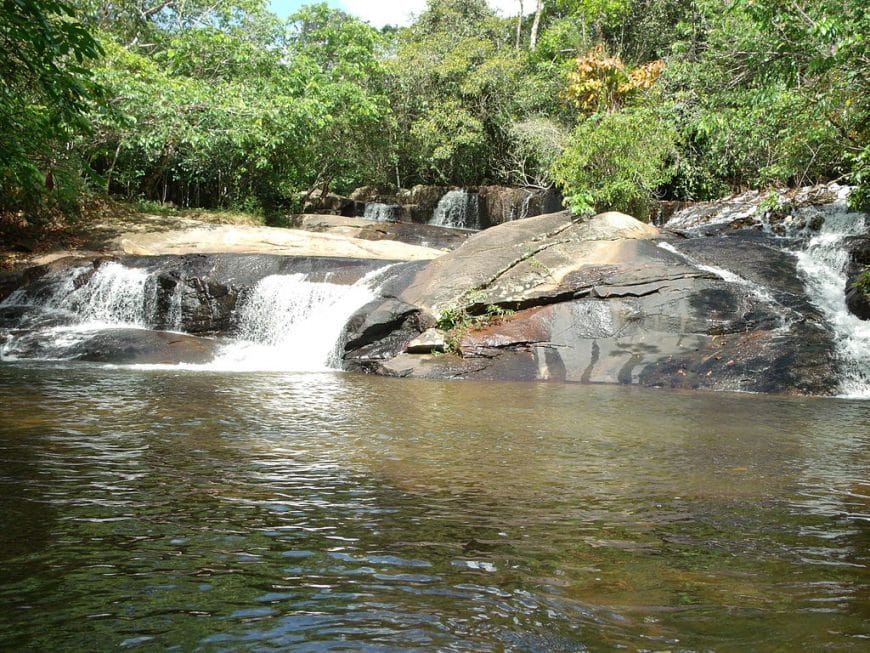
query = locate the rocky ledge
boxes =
[2,185,867,396]
[342,196,868,395]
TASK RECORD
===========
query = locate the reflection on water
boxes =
[0,364,867,651]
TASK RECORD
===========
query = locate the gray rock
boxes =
[4,328,222,365]
[348,209,839,394]
[405,328,447,354]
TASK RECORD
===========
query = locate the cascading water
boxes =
[363,203,400,222]
[1,261,389,371]
[664,184,870,398]
[1,263,154,361]
[791,198,870,397]
[209,270,381,372]
[430,190,481,230]
[4,261,154,328]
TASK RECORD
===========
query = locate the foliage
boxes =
[436,302,515,355]
[553,107,677,219]
[0,0,103,216]
[2,0,866,223]
[82,1,389,215]
[852,269,870,294]
[660,0,868,198]
[386,0,527,186]
[564,44,662,114]
[501,116,568,187]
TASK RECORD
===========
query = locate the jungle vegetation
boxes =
[2,0,867,225]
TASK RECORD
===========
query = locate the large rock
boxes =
[111,223,444,261]
[845,236,870,320]
[399,210,661,314]
[344,209,839,395]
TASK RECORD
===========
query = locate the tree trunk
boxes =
[529,0,543,50]
[515,0,524,49]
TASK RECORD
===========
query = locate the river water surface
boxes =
[0,365,867,651]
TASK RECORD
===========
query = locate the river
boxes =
[0,364,867,650]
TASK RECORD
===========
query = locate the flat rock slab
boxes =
[399,211,661,314]
[111,224,445,261]
[293,214,472,251]
[3,327,223,365]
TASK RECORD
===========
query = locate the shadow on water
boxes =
[0,364,867,650]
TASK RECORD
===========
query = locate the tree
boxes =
[284,4,392,196]
[552,107,677,219]
[529,0,542,49]
[386,0,532,185]
[0,0,103,214]
[660,0,868,199]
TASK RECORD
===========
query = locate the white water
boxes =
[1,262,388,372]
[12,262,154,328]
[0,262,155,361]
[430,190,480,229]
[207,271,380,372]
[664,184,870,398]
[665,190,761,232]
[792,202,870,398]
[363,203,399,222]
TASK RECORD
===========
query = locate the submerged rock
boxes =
[3,327,222,365]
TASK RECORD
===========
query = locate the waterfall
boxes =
[664,184,870,398]
[205,269,384,372]
[791,200,870,398]
[1,261,389,372]
[0,261,156,330]
[518,190,533,220]
[0,262,155,361]
[430,190,481,230]
[363,203,399,222]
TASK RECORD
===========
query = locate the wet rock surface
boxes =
[3,327,222,365]
[3,185,866,394]
[343,200,857,395]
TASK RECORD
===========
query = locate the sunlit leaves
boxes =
[552,106,677,218]
[0,0,104,213]
[564,44,662,114]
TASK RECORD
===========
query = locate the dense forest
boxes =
[1,0,867,225]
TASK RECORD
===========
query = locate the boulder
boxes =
[398,210,661,315]
[342,296,437,373]
[345,209,839,395]
[846,284,870,320]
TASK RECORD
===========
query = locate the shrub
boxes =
[552,106,677,220]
